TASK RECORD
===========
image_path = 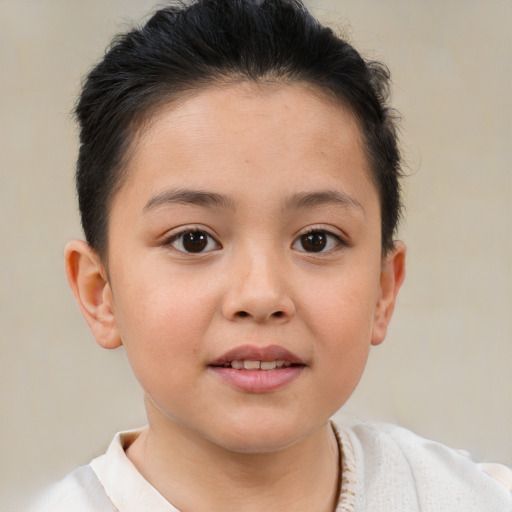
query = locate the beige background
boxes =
[1,0,511,508]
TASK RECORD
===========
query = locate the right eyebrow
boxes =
[143,188,236,212]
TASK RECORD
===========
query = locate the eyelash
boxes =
[163,227,347,255]
[163,228,221,254]
[292,228,347,254]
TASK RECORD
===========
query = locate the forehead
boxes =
[114,82,378,216]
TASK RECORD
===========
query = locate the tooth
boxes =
[283,361,291,368]
[231,360,244,369]
[260,361,277,370]
[244,360,260,370]
[275,360,285,368]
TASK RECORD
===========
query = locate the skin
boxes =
[65,82,405,512]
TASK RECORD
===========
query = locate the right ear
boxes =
[64,240,122,350]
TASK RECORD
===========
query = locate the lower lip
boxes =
[210,366,304,393]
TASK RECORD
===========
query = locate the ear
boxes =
[371,241,406,346]
[64,240,122,350]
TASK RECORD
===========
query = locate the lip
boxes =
[209,344,305,393]
[210,344,304,366]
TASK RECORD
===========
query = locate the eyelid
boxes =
[292,226,348,253]
[162,225,222,253]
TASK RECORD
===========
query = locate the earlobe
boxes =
[64,240,122,350]
[371,241,406,346]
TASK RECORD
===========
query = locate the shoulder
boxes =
[339,420,512,512]
[28,461,117,512]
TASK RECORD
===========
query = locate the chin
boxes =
[216,433,303,455]
[203,413,322,455]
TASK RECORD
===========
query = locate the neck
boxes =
[127,400,340,512]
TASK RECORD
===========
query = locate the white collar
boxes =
[90,429,179,512]
[90,424,356,512]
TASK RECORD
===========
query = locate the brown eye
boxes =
[168,229,220,253]
[292,230,343,253]
[301,232,327,252]
[182,231,208,252]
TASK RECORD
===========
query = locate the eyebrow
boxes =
[143,187,363,215]
[284,190,364,213]
[144,188,236,212]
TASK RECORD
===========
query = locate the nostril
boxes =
[234,310,285,319]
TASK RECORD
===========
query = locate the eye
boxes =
[165,229,220,253]
[292,230,344,253]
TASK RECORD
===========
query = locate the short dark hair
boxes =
[75,0,402,258]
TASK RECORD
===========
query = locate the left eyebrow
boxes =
[143,188,236,212]
[284,190,364,214]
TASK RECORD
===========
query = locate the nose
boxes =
[221,249,295,324]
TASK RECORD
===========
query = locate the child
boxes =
[33,0,512,510]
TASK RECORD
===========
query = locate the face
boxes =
[80,83,404,453]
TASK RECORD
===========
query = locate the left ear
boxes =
[371,241,406,346]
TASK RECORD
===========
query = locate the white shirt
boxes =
[30,421,512,512]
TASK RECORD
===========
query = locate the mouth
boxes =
[209,344,305,369]
[209,345,305,393]
[216,360,296,370]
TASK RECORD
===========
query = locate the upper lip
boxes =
[210,344,304,366]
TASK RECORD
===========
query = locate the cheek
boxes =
[301,265,380,344]
[112,269,216,386]
[306,301,373,415]
[312,293,374,372]
[299,266,380,394]
[116,258,213,334]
